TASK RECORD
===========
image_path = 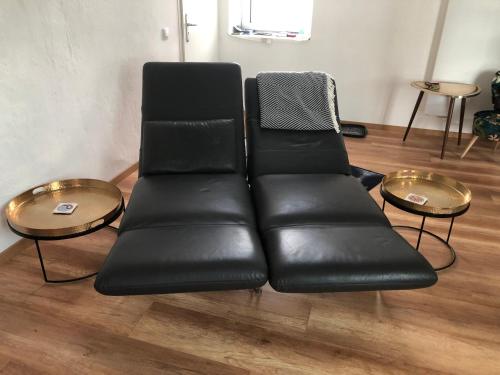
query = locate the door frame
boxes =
[177,0,186,62]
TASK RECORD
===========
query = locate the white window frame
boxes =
[230,0,313,41]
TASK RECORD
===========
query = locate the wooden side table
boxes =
[5,179,124,283]
[403,81,481,159]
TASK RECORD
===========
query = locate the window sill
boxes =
[229,32,310,43]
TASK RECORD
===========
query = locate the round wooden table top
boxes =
[411,81,481,98]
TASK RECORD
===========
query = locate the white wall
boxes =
[219,0,500,132]
[421,0,500,131]
[0,0,180,252]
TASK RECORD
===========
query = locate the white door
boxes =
[180,0,218,62]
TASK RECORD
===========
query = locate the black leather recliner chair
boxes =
[94,63,268,295]
[244,78,437,292]
[95,63,437,296]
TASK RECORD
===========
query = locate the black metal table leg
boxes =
[441,97,456,159]
[446,216,455,243]
[392,215,457,271]
[403,90,424,141]
[416,216,426,250]
[458,98,466,145]
[34,225,118,284]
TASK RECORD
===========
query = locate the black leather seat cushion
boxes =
[254,174,389,230]
[253,174,436,292]
[119,174,255,233]
[95,225,267,295]
[262,226,437,292]
[96,173,267,295]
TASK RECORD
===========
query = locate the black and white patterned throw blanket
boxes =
[256,71,340,132]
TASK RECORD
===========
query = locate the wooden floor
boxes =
[1,125,499,374]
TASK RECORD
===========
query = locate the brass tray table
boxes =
[380,170,471,271]
[6,179,124,283]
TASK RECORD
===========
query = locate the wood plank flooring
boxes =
[1,125,499,374]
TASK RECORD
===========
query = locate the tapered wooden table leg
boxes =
[458,98,466,145]
[460,135,478,159]
[403,90,424,141]
[408,81,480,157]
[441,97,456,159]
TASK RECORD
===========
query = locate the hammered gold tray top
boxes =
[6,179,123,238]
[381,170,471,216]
[411,81,481,98]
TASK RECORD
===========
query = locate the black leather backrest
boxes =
[139,62,245,176]
[245,78,351,179]
[141,119,237,175]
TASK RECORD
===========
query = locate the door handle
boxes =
[185,14,197,43]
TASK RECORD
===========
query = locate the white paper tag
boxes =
[404,193,428,205]
[53,202,78,214]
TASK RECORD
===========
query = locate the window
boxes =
[229,0,313,41]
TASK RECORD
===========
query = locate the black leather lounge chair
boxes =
[244,78,438,293]
[95,63,267,295]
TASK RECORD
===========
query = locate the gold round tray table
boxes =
[380,170,471,271]
[6,179,124,283]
